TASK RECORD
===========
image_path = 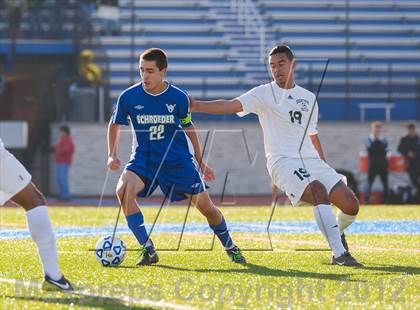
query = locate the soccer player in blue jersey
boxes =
[107,48,246,265]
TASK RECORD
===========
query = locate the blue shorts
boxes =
[126,158,206,202]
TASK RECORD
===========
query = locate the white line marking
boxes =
[0,277,198,310]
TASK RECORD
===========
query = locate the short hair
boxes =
[269,45,294,61]
[140,48,168,70]
[407,123,416,130]
[60,125,70,135]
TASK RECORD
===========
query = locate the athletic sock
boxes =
[210,216,234,250]
[336,210,357,235]
[313,204,346,258]
[26,206,62,281]
[126,211,154,252]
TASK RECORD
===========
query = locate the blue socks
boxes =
[127,212,233,251]
[126,211,154,251]
[210,217,234,250]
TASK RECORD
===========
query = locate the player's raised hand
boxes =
[107,156,121,171]
[200,163,215,182]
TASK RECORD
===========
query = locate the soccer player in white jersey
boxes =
[190,45,362,266]
[0,139,73,290]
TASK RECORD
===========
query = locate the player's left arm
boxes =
[308,100,325,161]
[183,122,215,182]
[309,134,326,161]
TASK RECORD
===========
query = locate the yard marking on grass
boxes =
[0,277,198,310]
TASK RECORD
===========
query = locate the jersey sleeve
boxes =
[178,92,193,127]
[111,92,129,125]
[235,86,263,117]
[307,100,319,135]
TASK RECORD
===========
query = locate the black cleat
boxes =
[226,246,247,264]
[341,233,349,252]
[332,252,363,267]
[42,275,74,291]
[136,244,159,266]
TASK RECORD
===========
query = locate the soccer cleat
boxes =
[226,246,247,264]
[332,252,363,267]
[42,275,74,291]
[136,244,159,266]
[341,233,349,252]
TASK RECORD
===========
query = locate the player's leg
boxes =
[329,181,359,251]
[11,183,73,290]
[116,169,158,266]
[190,191,246,264]
[0,149,72,290]
[300,181,346,256]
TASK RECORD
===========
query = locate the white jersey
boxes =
[0,138,6,157]
[0,137,32,205]
[236,82,320,171]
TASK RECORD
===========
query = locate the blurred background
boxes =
[0,0,419,204]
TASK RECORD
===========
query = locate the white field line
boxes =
[0,277,198,310]
[233,235,420,253]
[182,232,420,253]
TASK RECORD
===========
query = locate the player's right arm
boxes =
[107,121,121,171]
[190,98,243,115]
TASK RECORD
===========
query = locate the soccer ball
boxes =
[94,235,126,267]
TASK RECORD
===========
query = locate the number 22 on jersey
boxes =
[150,125,165,140]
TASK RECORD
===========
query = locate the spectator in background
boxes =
[79,0,97,39]
[50,0,65,38]
[5,0,27,39]
[398,123,420,202]
[364,121,389,204]
[97,0,120,35]
[55,125,74,201]
[27,0,45,38]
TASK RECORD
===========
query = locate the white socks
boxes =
[313,204,346,258]
[336,210,357,235]
[26,206,62,281]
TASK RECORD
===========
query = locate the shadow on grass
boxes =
[156,262,356,281]
[358,264,420,275]
[4,294,152,310]
[294,248,331,252]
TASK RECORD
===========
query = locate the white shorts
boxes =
[0,150,32,205]
[270,157,344,206]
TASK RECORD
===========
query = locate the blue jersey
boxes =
[112,82,194,164]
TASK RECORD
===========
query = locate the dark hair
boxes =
[269,45,294,61]
[407,123,416,129]
[140,48,168,70]
[60,125,70,135]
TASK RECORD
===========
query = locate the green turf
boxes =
[0,205,419,309]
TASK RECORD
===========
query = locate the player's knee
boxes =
[117,181,138,203]
[116,183,125,202]
[307,181,329,204]
[347,195,360,216]
[33,188,46,206]
[24,183,46,210]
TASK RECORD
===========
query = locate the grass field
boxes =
[0,205,419,309]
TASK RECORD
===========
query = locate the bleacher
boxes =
[256,0,420,120]
[0,0,419,121]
